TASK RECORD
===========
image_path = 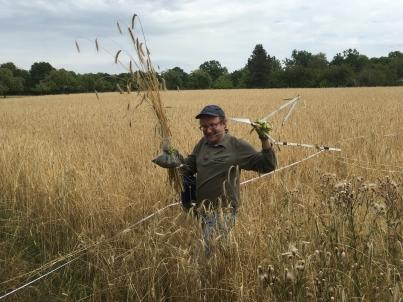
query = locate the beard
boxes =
[205,130,226,143]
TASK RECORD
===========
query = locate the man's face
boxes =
[199,116,226,144]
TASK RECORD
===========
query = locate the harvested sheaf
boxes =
[108,15,182,191]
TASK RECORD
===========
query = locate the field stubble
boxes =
[0,87,402,301]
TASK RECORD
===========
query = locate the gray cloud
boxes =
[0,0,402,73]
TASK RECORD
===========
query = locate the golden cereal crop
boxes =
[0,87,401,301]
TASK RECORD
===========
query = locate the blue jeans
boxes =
[199,208,237,256]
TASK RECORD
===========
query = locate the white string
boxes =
[334,131,402,174]
[240,150,324,185]
[1,148,325,299]
[119,202,179,235]
[3,130,398,299]
[334,156,403,169]
[334,159,403,174]
[0,258,79,300]
[2,148,323,299]
[337,131,400,144]
[0,202,180,300]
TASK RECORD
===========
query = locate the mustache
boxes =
[204,130,226,138]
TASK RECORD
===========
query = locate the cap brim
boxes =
[195,113,220,119]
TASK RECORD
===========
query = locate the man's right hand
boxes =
[152,149,184,168]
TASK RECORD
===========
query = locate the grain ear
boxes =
[116,21,123,34]
[75,40,80,53]
[131,13,137,29]
[115,50,122,64]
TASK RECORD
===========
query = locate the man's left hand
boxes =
[251,121,271,141]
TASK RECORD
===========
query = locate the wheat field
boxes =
[0,87,402,301]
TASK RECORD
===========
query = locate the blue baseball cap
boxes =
[195,105,225,119]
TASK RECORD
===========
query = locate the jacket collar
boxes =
[204,133,231,148]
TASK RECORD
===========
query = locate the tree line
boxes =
[1,45,403,97]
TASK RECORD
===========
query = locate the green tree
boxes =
[161,67,188,90]
[267,57,283,87]
[246,44,273,88]
[330,49,369,84]
[230,68,249,88]
[283,50,328,87]
[212,74,233,89]
[199,60,228,82]
[0,67,24,97]
[325,65,355,87]
[285,50,327,69]
[388,51,403,84]
[35,69,79,94]
[78,74,97,92]
[1,62,30,93]
[342,49,369,73]
[0,68,12,97]
[187,69,212,89]
[29,62,55,90]
[0,62,18,74]
[331,53,344,66]
[282,65,316,87]
[358,65,389,86]
[93,73,116,92]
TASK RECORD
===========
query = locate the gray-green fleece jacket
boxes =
[182,133,277,207]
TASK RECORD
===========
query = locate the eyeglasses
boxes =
[199,121,222,131]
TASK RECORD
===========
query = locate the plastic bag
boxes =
[152,149,184,168]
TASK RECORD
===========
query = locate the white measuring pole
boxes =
[262,96,299,121]
[282,100,298,126]
[273,141,341,152]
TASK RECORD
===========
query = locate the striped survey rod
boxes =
[273,141,341,152]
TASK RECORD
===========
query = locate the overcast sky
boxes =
[1,0,402,74]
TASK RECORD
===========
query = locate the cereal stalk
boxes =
[125,14,182,192]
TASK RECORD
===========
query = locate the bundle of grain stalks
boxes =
[80,14,182,192]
